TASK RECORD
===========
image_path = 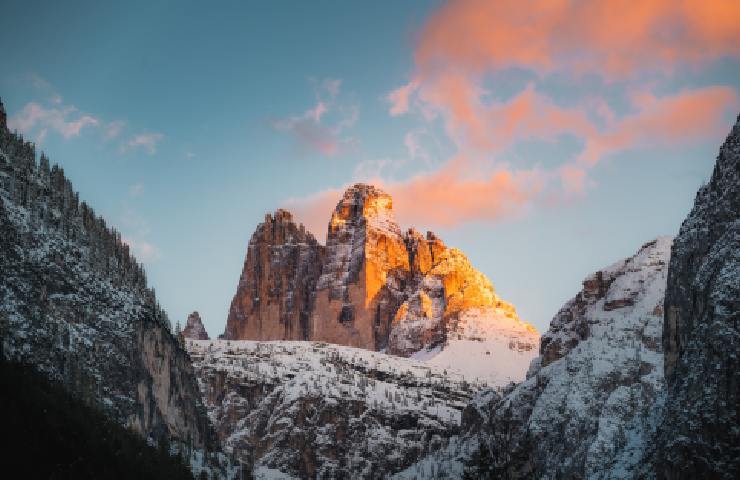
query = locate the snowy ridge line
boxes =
[187,339,494,477]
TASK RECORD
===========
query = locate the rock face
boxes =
[182,311,210,340]
[224,184,538,385]
[187,339,488,479]
[311,185,410,351]
[224,209,324,341]
[396,237,672,479]
[655,115,740,478]
[0,99,212,452]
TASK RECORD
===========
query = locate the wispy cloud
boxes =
[123,132,164,155]
[272,78,358,157]
[103,120,126,141]
[9,102,99,140]
[375,0,740,225]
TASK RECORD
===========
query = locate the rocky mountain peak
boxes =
[328,183,400,238]
[182,311,210,340]
[225,183,538,385]
[223,208,324,341]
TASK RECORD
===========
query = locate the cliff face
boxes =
[224,209,324,341]
[311,184,409,350]
[395,237,672,479]
[224,184,538,384]
[655,115,740,478]
[182,311,210,340]
[0,100,211,450]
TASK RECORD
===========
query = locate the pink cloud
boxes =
[272,78,357,157]
[284,158,543,242]
[374,0,740,228]
[412,0,740,80]
[9,102,99,139]
[124,132,164,155]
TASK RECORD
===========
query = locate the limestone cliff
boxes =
[224,209,324,341]
[310,184,410,350]
[224,184,538,385]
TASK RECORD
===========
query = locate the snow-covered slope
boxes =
[187,339,492,478]
[409,307,539,386]
[396,237,672,479]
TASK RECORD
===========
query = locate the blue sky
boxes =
[2,0,739,336]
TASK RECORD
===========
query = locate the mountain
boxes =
[187,338,491,478]
[182,311,210,340]
[395,236,672,478]
[0,99,229,477]
[224,183,538,385]
[397,115,740,479]
[653,114,740,478]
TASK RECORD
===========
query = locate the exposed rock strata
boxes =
[224,184,538,384]
[224,209,324,341]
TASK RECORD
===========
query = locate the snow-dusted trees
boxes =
[0,108,171,332]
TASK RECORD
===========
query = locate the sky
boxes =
[1,0,739,337]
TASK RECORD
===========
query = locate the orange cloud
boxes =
[284,159,543,242]
[387,160,543,229]
[297,1,740,237]
[579,86,739,165]
[413,0,740,79]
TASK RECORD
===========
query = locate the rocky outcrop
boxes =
[0,99,213,453]
[310,185,410,350]
[654,115,740,478]
[187,339,488,479]
[182,311,210,340]
[224,184,538,384]
[396,237,672,479]
[224,209,324,341]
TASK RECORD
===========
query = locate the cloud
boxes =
[103,120,126,140]
[375,0,740,227]
[9,102,99,139]
[578,86,739,165]
[411,0,740,80]
[284,158,543,243]
[124,132,164,155]
[272,78,358,157]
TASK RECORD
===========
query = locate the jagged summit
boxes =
[182,311,210,340]
[328,183,400,238]
[224,182,538,385]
